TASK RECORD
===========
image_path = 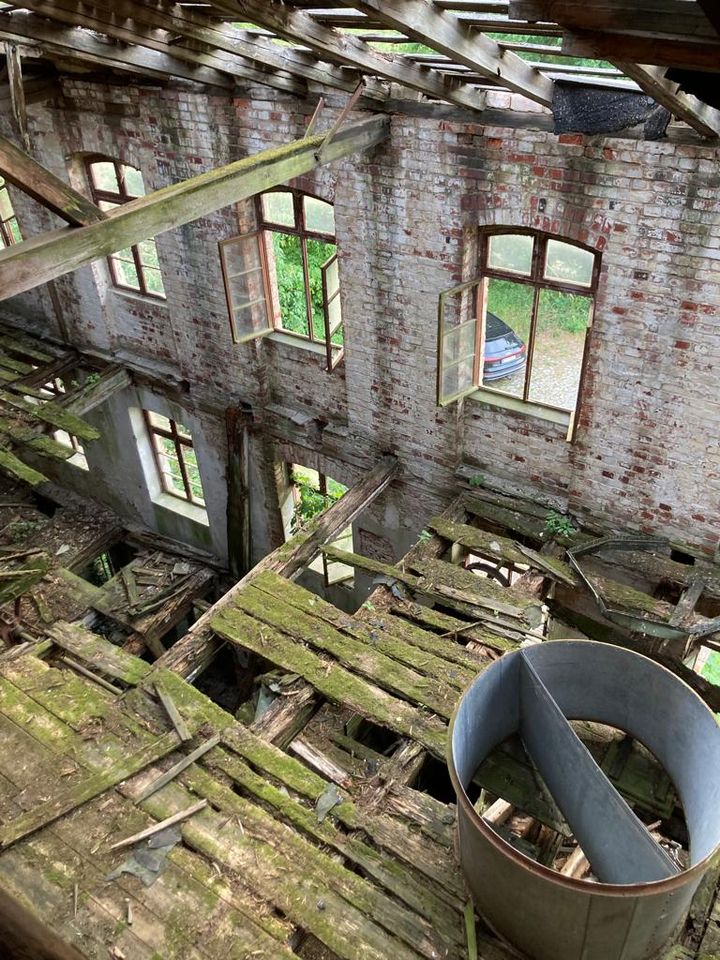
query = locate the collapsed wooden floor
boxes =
[0,481,717,958]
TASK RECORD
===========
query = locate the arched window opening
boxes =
[86,158,166,299]
[438,230,599,425]
[219,189,344,372]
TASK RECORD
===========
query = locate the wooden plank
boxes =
[210,602,448,758]
[562,29,720,72]
[0,133,104,227]
[212,0,488,111]
[0,391,100,441]
[60,367,130,416]
[253,570,480,689]
[509,0,717,40]
[154,679,193,742]
[134,734,221,802]
[160,454,397,678]
[0,115,389,302]
[137,778,442,960]
[612,62,720,138]
[199,748,466,955]
[0,730,180,849]
[344,0,553,105]
[233,581,459,717]
[0,14,234,89]
[14,0,308,96]
[698,0,720,36]
[45,621,151,685]
[3,43,30,154]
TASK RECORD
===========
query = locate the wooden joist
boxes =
[612,63,720,139]
[0,133,105,227]
[341,0,554,106]
[12,0,308,96]
[216,0,488,111]
[509,0,717,40]
[0,115,389,302]
[561,29,720,73]
[0,13,237,88]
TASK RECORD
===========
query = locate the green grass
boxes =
[488,279,591,338]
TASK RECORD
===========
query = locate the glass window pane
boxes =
[528,289,591,411]
[90,161,120,194]
[8,219,21,244]
[544,239,595,287]
[122,165,145,198]
[304,196,335,235]
[137,239,160,267]
[270,232,309,337]
[262,191,295,227]
[481,278,531,398]
[221,232,273,342]
[147,410,171,430]
[143,267,166,297]
[0,189,13,220]
[98,199,118,213]
[488,234,533,275]
[307,239,336,340]
[438,282,481,404]
[111,255,140,289]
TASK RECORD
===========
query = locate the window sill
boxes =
[111,288,169,308]
[468,388,572,430]
[154,492,209,526]
[267,330,328,357]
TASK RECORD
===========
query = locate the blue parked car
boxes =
[483,311,527,381]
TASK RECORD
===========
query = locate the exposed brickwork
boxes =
[2,79,720,556]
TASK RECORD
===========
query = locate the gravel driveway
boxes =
[484,330,585,410]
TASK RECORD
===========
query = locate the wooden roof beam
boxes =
[616,62,720,138]
[0,114,389,301]
[12,0,308,95]
[697,0,720,37]
[338,0,554,106]
[510,0,716,42]
[13,0,382,99]
[0,12,234,87]
[562,28,720,72]
[211,0,488,111]
[0,133,105,226]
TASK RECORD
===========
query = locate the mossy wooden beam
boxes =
[0,391,100,441]
[388,600,522,654]
[159,454,397,678]
[0,116,390,301]
[0,730,179,849]
[210,603,448,758]
[0,133,105,227]
[0,448,47,487]
[253,569,479,690]
[61,367,130,417]
[233,581,459,717]
[46,622,151,686]
[187,755,464,957]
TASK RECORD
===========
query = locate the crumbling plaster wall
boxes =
[2,79,719,562]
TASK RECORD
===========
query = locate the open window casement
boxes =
[219,230,274,344]
[437,279,484,406]
[321,252,344,372]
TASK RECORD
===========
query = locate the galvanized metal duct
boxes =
[448,640,720,960]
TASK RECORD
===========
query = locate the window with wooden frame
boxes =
[438,230,599,425]
[0,177,22,248]
[86,158,166,299]
[219,189,344,371]
[143,410,205,507]
[284,465,353,586]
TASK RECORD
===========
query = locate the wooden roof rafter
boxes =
[333,0,553,105]
[207,0,492,112]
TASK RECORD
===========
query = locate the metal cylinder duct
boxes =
[448,640,720,960]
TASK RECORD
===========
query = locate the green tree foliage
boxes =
[290,470,345,533]
[272,232,336,340]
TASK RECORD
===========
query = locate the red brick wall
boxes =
[2,80,719,556]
